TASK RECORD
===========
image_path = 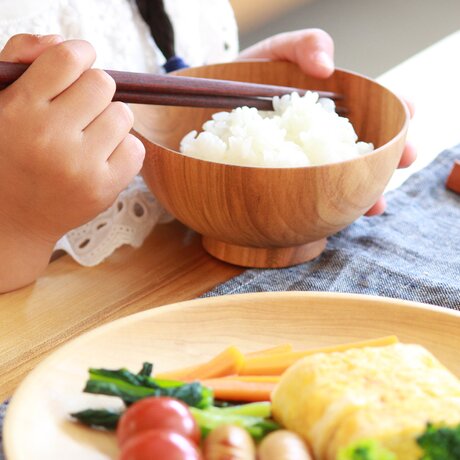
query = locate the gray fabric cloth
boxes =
[0,401,7,460]
[1,146,459,458]
[203,147,460,309]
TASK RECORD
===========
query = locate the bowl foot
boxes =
[202,237,327,268]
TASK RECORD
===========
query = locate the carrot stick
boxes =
[156,346,245,380]
[155,364,198,381]
[156,345,290,380]
[201,378,276,402]
[239,336,399,376]
[245,344,293,358]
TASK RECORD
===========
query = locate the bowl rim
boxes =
[136,62,410,171]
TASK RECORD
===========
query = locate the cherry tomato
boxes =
[117,397,200,447]
[119,429,202,460]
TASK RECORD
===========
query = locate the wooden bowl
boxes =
[133,61,409,268]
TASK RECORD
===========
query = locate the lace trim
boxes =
[55,177,173,266]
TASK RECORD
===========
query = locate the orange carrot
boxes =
[155,363,198,381]
[157,345,290,381]
[201,378,276,402]
[239,336,399,376]
[156,346,245,380]
[245,344,293,358]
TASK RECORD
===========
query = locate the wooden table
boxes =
[1,32,460,401]
[0,222,242,399]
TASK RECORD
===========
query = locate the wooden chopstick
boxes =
[113,90,274,110]
[0,60,342,101]
[113,89,347,114]
[106,68,341,100]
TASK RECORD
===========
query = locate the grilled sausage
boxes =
[258,430,312,460]
[203,424,256,460]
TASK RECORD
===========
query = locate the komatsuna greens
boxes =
[71,362,279,441]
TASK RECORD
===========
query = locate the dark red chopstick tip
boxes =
[446,160,460,194]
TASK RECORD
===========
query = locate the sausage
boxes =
[203,424,256,460]
[257,430,312,460]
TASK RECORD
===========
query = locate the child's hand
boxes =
[0,34,145,292]
[239,29,416,215]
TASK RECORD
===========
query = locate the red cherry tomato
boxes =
[117,397,200,447]
[119,429,202,460]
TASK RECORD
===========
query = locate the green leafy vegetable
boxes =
[83,363,213,408]
[71,363,278,440]
[71,409,122,430]
[417,423,460,460]
[138,362,153,377]
[337,439,396,460]
[190,404,280,441]
[209,401,272,418]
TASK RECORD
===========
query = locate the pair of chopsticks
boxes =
[0,61,342,111]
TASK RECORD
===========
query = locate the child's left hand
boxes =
[239,29,416,216]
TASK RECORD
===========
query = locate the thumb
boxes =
[0,34,63,63]
[292,29,335,78]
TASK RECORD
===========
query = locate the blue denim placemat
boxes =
[202,146,460,309]
[1,146,459,458]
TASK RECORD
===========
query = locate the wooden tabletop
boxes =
[1,31,460,401]
[0,221,241,399]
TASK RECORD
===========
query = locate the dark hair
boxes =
[135,0,175,60]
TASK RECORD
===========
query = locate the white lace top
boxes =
[0,0,239,265]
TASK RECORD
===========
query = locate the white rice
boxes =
[179,92,373,167]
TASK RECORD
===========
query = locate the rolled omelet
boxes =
[271,343,460,460]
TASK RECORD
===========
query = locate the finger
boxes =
[8,40,96,102]
[0,33,63,62]
[52,68,116,130]
[364,196,386,216]
[398,141,417,169]
[395,92,415,119]
[105,134,145,191]
[292,29,335,78]
[239,29,335,79]
[404,98,415,119]
[83,101,134,159]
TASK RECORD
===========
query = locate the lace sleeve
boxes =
[54,177,174,266]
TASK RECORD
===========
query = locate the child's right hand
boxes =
[0,34,146,292]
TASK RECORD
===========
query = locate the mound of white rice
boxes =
[179,92,373,167]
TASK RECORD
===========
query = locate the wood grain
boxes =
[134,61,409,268]
[4,292,460,460]
[0,221,242,400]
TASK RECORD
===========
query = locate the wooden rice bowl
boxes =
[133,61,409,268]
